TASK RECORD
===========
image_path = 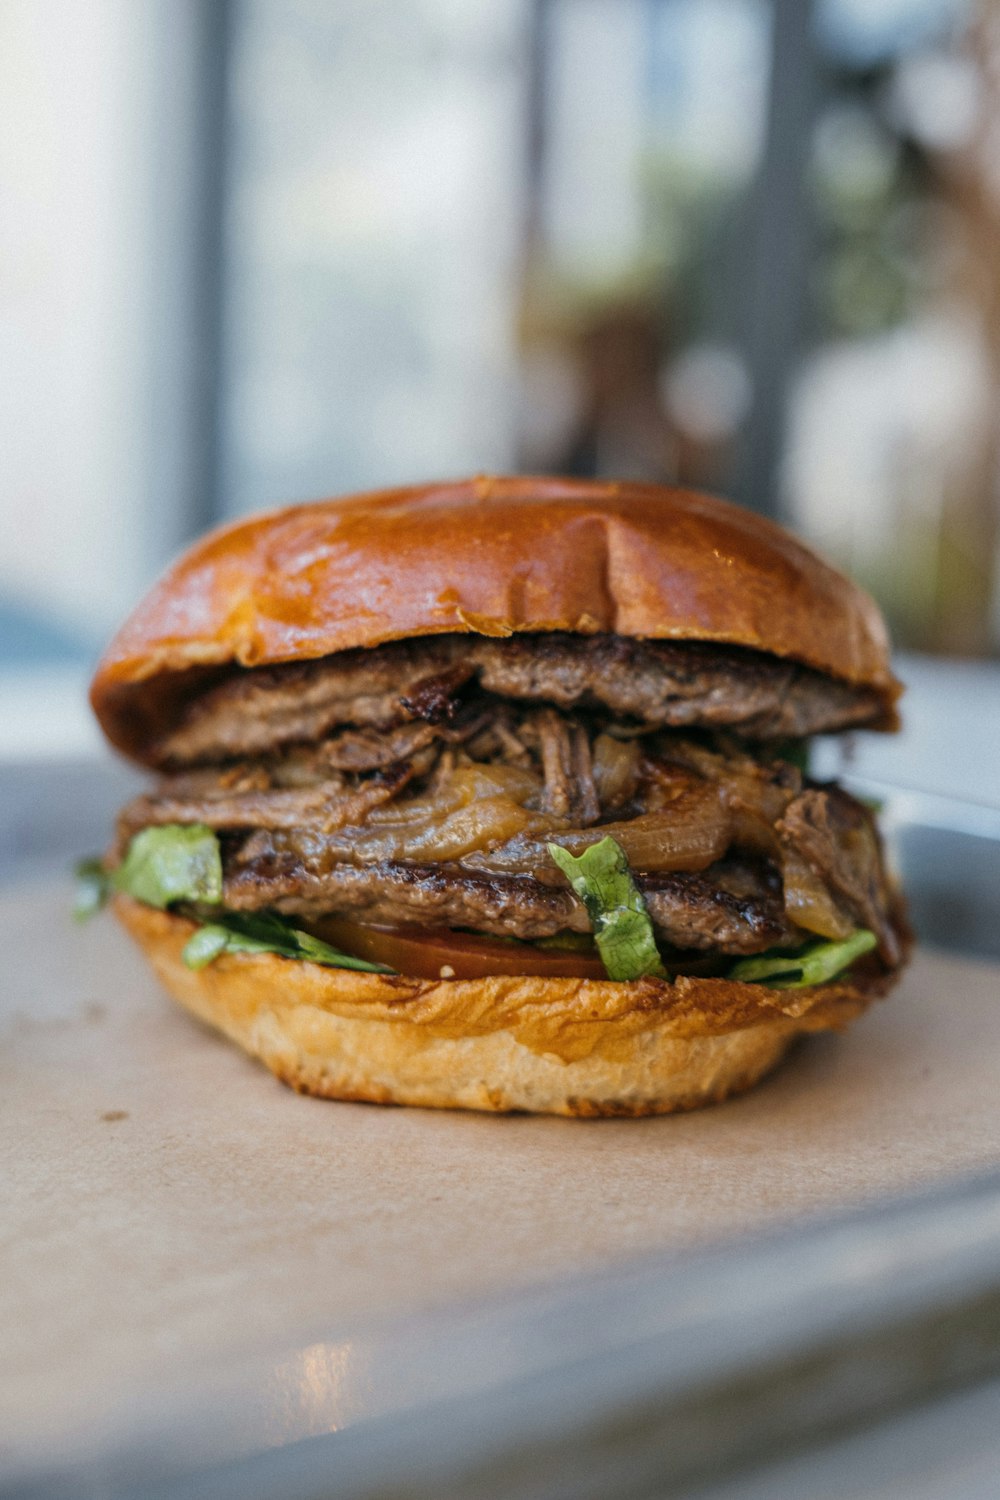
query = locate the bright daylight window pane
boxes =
[219,0,529,515]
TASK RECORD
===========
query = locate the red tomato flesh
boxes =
[310,917,608,981]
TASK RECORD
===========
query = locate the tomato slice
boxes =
[309,916,609,981]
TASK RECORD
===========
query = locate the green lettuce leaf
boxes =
[181,909,394,974]
[546,836,667,982]
[727,928,877,989]
[73,857,111,921]
[75,824,392,975]
[114,824,223,909]
[74,825,221,917]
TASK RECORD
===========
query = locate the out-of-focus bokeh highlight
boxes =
[3,0,999,761]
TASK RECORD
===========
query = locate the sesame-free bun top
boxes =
[91,475,901,763]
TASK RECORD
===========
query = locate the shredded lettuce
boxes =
[74,824,393,974]
[727,929,877,989]
[181,910,394,974]
[546,836,667,982]
[74,825,222,916]
[533,932,596,955]
[73,857,112,921]
[114,823,223,909]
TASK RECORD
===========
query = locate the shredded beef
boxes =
[116,701,898,956]
[113,623,902,961]
[319,720,441,771]
[777,788,899,963]
[157,633,888,766]
[117,763,413,843]
[529,708,601,824]
[399,662,477,722]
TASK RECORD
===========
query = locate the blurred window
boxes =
[219,0,528,515]
[518,0,770,488]
[2,0,998,696]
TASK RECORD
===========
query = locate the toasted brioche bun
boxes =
[114,895,903,1117]
[91,476,901,764]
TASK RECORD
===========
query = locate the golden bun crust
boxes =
[91,476,901,763]
[114,895,904,1117]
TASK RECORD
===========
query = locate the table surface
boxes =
[3,881,1000,1464]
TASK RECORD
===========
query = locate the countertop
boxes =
[3,883,999,1467]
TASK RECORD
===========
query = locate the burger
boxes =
[82,476,908,1116]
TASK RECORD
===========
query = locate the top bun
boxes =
[91,475,900,763]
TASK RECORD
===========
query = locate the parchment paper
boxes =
[3,884,998,1454]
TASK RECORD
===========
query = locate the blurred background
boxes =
[3,0,1000,765]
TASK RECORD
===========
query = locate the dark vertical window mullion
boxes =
[734,0,825,521]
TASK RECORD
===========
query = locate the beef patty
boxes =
[217,844,797,955]
[156,633,890,766]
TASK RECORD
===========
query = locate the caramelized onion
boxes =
[781,851,854,940]
[463,783,732,878]
[553,788,731,873]
[365,763,540,826]
[660,739,799,829]
[592,733,641,811]
[306,797,546,866]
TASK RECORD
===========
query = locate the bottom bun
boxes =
[114,895,904,1117]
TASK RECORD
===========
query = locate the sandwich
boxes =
[82,475,908,1116]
